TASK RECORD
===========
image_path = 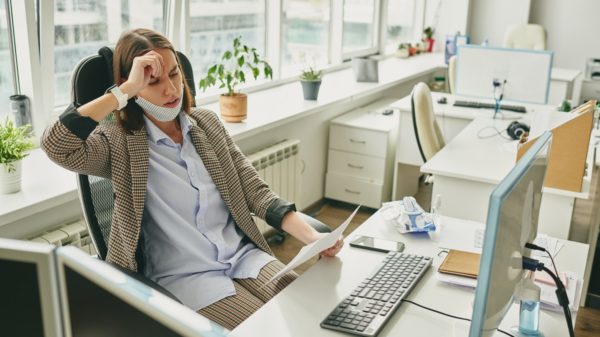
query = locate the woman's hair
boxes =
[113,28,192,132]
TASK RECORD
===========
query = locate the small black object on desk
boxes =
[437,97,447,104]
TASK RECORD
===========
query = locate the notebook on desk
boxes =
[438,249,481,279]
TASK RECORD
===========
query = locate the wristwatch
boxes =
[106,84,129,110]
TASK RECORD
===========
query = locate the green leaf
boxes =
[217,64,224,76]
[239,71,245,83]
[264,63,273,79]
[199,79,206,90]
[252,67,259,79]
[238,56,245,67]
[208,64,217,75]
[222,50,232,60]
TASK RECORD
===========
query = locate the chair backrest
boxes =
[448,55,457,94]
[77,174,114,260]
[411,82,446,162]
[503,24,547,50]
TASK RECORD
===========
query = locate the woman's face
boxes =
[136,48,183,109]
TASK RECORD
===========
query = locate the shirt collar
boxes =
[143,111,193,144]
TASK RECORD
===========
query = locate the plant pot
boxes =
[395,48,409,58]
[351,57,379,83]
[0,160,22,194]
[300,80,322,100]
[219,93,247,123]
[425,38,435,52]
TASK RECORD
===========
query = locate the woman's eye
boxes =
[170,72,179,78]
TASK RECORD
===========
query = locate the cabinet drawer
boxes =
[328,150,385,181]
[329,125,388,158]
[325,172,383,209]
[582,81,600,100]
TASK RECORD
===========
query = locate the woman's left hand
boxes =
[316,233,344,257]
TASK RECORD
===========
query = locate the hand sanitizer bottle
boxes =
[513,273,544,336]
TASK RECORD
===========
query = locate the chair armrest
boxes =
[297,212,331,233]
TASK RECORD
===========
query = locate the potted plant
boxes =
[423,26,435,52]
[299,67,323,100]
[396,43,410,58]
[199,36,273,122]
[0,118,34,194]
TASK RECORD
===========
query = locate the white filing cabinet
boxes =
[325,99,398,209]
[581,79,600,102]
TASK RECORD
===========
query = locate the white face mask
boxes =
[136,87,184,122]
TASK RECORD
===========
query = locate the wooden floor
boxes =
[268,200,600,336]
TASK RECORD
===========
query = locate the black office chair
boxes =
[72,47,330,302]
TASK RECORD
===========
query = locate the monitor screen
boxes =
[0,238,62,337]
[56,246,228,337]
[455,45,553,105]
[469,131,552,337]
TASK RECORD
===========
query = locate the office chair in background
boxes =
[503,23,547,50]
[447,55,457,94]
[72,47,330,302]
[411,82,446,184]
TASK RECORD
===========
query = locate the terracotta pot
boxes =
[219,93,247,123]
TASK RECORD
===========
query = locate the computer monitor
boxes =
[455,45,553,104]
[0,238,62,337]
[55,246,228,337]
[469,131,552,337]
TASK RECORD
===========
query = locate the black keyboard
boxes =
[453,100,527,113]
[320,252,432,336]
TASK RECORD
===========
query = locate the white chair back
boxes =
[411,82,445,162]
[448,55,457,94]
[503,24,547,50]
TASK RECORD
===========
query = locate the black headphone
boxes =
[506,121,530,140]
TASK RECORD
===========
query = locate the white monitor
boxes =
[0,238,62,337]
[469,131,552,337]
[455,45,554,104]
[55,246,228,337]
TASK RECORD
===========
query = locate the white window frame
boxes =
[340,0,382,61]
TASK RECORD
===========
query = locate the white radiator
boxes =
[247,139,301,235]
[30,219,96,255]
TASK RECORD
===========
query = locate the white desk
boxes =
[231,211,588,337]
[419,111,594,240]
[389,92,554,200]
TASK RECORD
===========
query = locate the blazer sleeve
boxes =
[216,116,296,231]
[41,104,111,179]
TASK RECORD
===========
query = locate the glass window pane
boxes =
[385,0,416,53]
[189,0,266,93]
[342,0,375,55]
[0,1,15,120]
[53,0,165,107]
[281,0,330,77]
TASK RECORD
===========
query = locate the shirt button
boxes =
[190,171,195,177]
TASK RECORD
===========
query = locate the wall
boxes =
[467,0,530,46]
[424,0,471,52]
[529,0,600,70]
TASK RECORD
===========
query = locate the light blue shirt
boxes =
[141,112,275,310]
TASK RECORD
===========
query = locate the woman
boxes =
[41,28,343,330]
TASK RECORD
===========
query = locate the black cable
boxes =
[524,243,560,285]
[540,266,575,337]
[401,299,515,337]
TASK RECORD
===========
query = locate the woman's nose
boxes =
[164,79,177,96]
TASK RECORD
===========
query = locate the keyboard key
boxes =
[340,323,357,330]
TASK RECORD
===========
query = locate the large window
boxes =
[53,0,164,107]
[281,0,330,77]
[0,1,14,120]
[189,0,266,91]
[385,0,417,53]
[342,0,376,55]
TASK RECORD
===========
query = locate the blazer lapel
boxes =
[126,129,149,231]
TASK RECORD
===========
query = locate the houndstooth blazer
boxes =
[42,105,294,272]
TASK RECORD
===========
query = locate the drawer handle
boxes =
[345,188,361,195]
[349,138,366,144]
[347,163,364,169]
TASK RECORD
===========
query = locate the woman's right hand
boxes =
[120,50,165,97]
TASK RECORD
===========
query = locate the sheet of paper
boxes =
[261,205,360,287]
